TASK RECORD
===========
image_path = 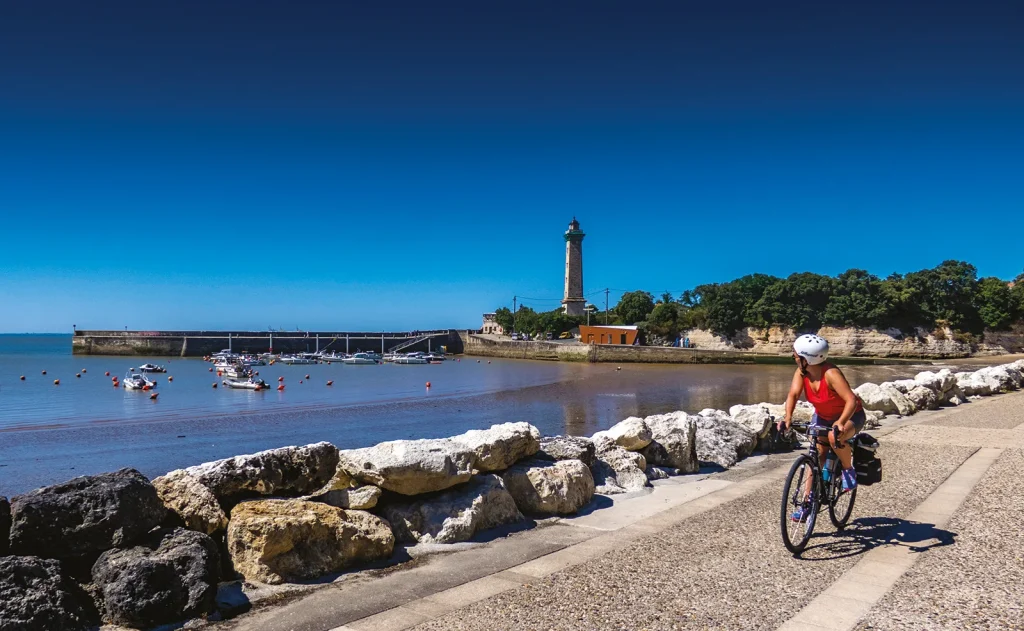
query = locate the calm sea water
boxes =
[0,334,964,495]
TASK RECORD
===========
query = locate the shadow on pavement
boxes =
[799,516,957,561]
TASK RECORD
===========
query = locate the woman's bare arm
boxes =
[781,369,804,430]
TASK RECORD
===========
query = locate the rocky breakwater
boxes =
[4,360,1023,629]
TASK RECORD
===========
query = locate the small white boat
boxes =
[138,363,167,373]
[394,355,428,365]
[222,377,268,390]
[342,353,378,365]
[320,352,348,364]
[279,355,316,365]
[223,364,252,379]
[423,353,446,362]
[241,356,266,366]
[123,371,150,390]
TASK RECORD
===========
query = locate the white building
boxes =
[481,313,504,335]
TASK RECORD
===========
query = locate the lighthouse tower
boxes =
[562,218,586,316]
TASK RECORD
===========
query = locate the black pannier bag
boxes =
[853,433,882,486]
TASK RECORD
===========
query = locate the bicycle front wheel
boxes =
[780,455,818,554]
[828,473,857,529]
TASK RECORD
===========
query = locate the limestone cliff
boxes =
[679,325,1024,359]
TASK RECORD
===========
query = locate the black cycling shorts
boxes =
[811,409,866,433]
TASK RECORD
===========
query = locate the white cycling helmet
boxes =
[793,334,829,365]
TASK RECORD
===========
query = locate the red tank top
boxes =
[803,367,862,421]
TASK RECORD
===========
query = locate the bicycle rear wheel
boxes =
[828,472,857,529]
[780,455,818,554]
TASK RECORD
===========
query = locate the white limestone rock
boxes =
[336,423,540,496]
[907,384,940,411]
[914,369,957,395]
[888,379,919,394]
[728,405,774,438]
[381,474,523,544]
[500,459,594,515]
[955,371,1000,396]
[695,409,757,468]
[637,412,698,473]
[591,417,652,452]
[591,445,649,495]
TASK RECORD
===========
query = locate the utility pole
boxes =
[605,288,610,325]
[512,295,517,334]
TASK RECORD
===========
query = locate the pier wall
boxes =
[73,330,464,357]
[459,333,915,365]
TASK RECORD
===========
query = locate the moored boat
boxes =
[279,355,316,365]
[123,371,150,390]
[394,355,428,365]
[138,363,167,373]
[222,377,268,390]
[342,352,378,365]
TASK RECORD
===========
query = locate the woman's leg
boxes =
[831,419,855,469]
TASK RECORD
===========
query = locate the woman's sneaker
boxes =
[841,467,858,491]
[791,497,814,522]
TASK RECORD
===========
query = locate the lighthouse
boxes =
[562,218,586,316]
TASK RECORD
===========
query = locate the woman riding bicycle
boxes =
[778,334,866,520]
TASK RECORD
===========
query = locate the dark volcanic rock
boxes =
[0,555,98,631]
[536,435,596,467]
[92,527,220,627]
[9,468,166,569]
[0,495,10,555]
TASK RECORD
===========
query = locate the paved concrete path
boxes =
[223,391,1024,631]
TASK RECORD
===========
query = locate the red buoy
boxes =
[53,379,60,385]
[76,373,81,378]
[299,380,303,384]
[208,367,213,372]
[82,369,87,373]
[149,392,158,400]
[305,374,310,379]
[277,384,285,391]
[168,376,173,382]
[42,370,47,375]
[212,383,218,388]
[278,376,284,382]
[19,375,25,380]
[326,380,333,386]
[142,385,150,391]
[113,381,119,388]
[105,371,110,376]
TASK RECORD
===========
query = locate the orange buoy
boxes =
[149,392,158,400]
[105,371,110,376]
[42,370,47,375]
[142,385,150,391]
[254,371,259,376]
[208,367,213,372]
[278,376,284,382]
[476,360,480,363]
[326,380,333,386]
[76,373,81,378]
[19,375,25,380]
[217,371,223,377]
[82,369,87,373]
[277,384,285,391]
[168,376,173,382]
[113,381,119,388]
[487,361,492,364]
[53,379,60,385]
[299,380,303,384]
[425,381,431,388]
[212,383,218,388]
[305,374,310,379]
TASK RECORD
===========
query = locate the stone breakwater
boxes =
[2,360,1022,630]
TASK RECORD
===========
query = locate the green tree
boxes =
[904,260,981,332]
[658,291,675,305]
[823,269,893,327]
[977,277,1018,330]
[1012,273,1024,316]
[692,283,747,334]
[646,302,682,338]
[614,290,656,325]
[493,307,514,333]
[749,273,834,330]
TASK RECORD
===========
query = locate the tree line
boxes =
[493,261,1024,340]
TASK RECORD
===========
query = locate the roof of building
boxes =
[580,325,638,330]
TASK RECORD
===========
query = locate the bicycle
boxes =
[779,422,858,554]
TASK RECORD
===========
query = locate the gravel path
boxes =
[410,442,976,631]
[854,448,1024,631]
[921,401,1024,430]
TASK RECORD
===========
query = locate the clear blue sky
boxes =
[1,1,1021,332]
